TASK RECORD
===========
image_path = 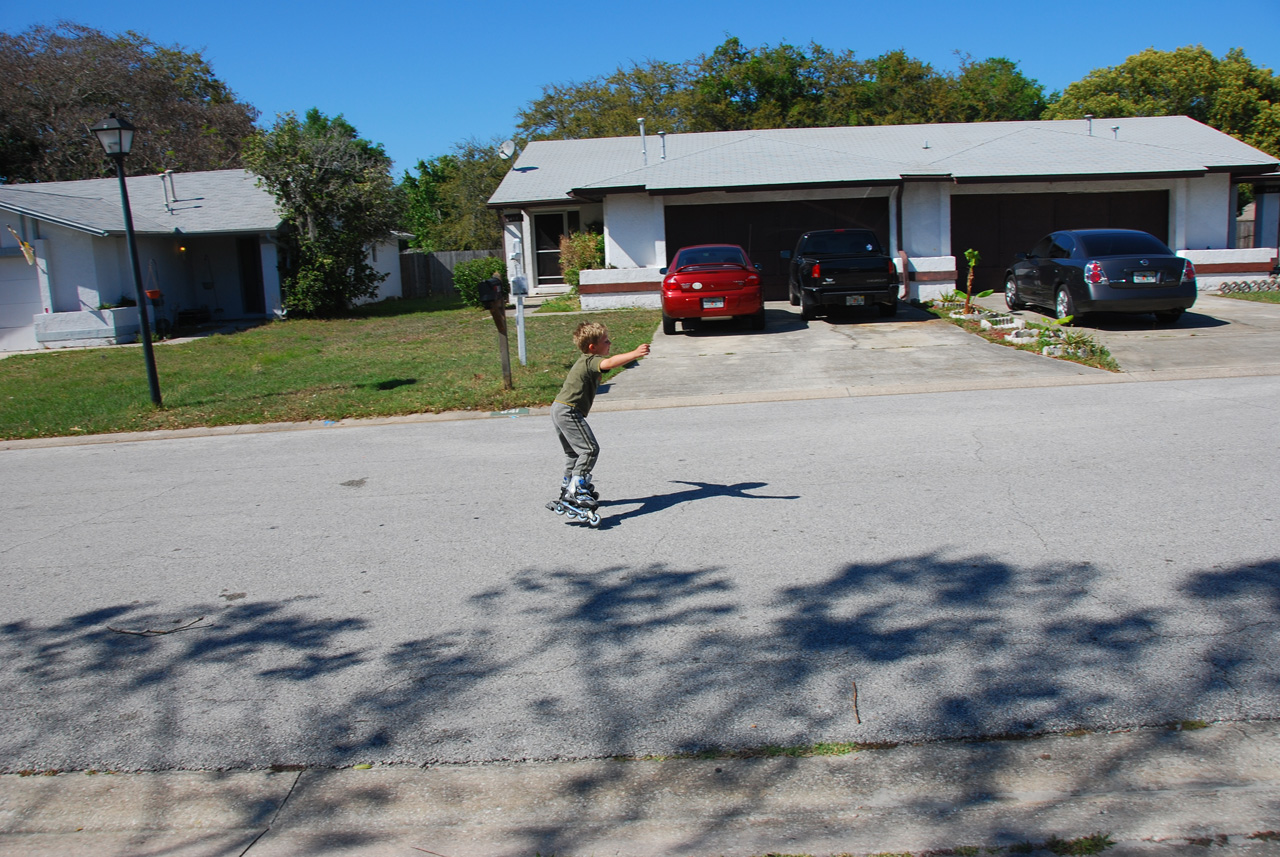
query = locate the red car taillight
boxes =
[1084,261,1109,285]
[1182,260,1197,284]
[811,262,821,278]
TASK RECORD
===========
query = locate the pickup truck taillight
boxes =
[811,262,821,278]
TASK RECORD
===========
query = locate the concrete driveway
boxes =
[984,292,1280,377]
[599,294,1280,410]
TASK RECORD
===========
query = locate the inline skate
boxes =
[545,475,601,527]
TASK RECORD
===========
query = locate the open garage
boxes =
[951,189,1170,291]
[664,197,892,301]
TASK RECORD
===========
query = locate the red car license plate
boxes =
[846,295,865,306]
[702,297,725,309]
[1133,272,1158,284]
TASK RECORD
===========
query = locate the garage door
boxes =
[0,256,42,351]
[665,198,892,301]
[951,191,1169,291]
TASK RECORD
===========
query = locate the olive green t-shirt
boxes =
[554,353,604,415]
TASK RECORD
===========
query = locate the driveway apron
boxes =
[599,300,1108,409]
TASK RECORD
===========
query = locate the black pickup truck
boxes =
[787,229,900,320]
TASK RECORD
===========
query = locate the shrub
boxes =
[559,231,605,288]
[452,255,505,308]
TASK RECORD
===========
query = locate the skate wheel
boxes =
[586,511,601,527]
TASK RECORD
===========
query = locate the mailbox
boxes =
[477,275,504,306]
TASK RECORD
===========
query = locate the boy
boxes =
[549,322,650,520]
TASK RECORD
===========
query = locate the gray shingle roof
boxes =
[489,117,1278,206]
[0,169,281,236]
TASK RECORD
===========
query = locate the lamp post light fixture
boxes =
[90,113,162,406]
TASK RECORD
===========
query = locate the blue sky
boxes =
[8,0,1278,177]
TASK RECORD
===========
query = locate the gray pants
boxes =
[551,402,599,481]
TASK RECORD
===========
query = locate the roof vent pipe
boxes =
[658,131,666,161]
[1085,114,1094,136]
[638,118,647,165]
[1111,125,1120,140]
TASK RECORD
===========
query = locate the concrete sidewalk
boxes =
[3,720,1279,856]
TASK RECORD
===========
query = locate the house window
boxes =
[534,211,580,286]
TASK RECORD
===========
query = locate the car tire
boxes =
[750,306,767,330]
[799,294,817,321]
[1154,308,1184,325]
[662,314,677,336]
[788,282,799,306]
[879,299,898,317]
[1055,287,1077,324]
[1005,276,1025,311]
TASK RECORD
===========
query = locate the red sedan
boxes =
[661,244,765,335]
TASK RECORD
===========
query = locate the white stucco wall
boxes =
[1174,173,1232,251]
[901,182,950,257]
[603,194,665,269]
[365,238,402,303]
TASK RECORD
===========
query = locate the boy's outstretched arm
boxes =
[600,342,650,372]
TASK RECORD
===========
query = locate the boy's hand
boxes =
[600,342,651,371]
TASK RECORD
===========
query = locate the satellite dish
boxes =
[498,140,517,160]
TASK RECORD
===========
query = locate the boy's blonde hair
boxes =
[573,321,608,352]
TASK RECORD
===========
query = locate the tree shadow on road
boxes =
[2,551,1278,854]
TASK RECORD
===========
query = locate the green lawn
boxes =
[0,298,661,440]
[1220,290,1280,304]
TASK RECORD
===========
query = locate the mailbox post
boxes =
[478,274,512,390]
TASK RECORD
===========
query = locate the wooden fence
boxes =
[399,249,500,298]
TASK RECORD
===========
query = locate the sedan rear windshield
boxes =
[1077,232,1172,257]
[675,247,747,267]
[803,231,883,256]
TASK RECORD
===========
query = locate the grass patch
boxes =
[636,741,870,761]
[1045,833,1114,855]
[1173,719,1209,731]
[1220,290,1280,303]
[535,292,582,313]
[0,299,660,440]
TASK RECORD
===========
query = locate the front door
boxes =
[236,237,266,315]
[534,211,580,288]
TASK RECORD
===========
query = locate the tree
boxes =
[949,56,1047,123]
[242,109,400,317]
[513,38,1048,141]
[517,59,693,140]
[686,37,830,131]
[0,20,259,183]
[1043,46,1280,157]
[402,138,509,251]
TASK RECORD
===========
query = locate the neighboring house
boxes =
[0,169,402,352]
[488,116,1280,308]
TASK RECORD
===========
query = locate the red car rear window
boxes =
[675,247,747,267]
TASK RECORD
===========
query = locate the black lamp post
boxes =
[90,113,161,406]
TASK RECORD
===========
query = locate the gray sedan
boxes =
[1004,229,1197,324]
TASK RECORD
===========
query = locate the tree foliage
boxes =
[0,20,259,183]
[402,138,509,251]
[242,109,400,317]
[515,37,1047,140]
[1043,46,1280,156]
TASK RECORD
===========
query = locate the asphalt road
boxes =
[1,374,1278,772]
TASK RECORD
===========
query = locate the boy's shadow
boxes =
[594,480,799,529]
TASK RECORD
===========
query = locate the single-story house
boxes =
[488,116,1279,308]
[0,168,402,352]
